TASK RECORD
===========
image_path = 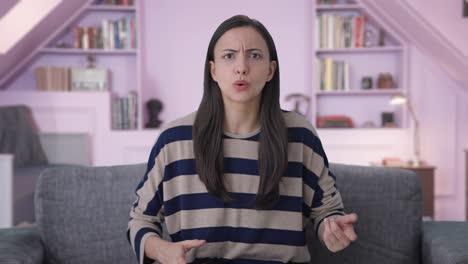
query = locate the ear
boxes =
[210,61,217,82]
[266,60,277,82]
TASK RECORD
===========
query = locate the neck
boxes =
[223,100,261,136]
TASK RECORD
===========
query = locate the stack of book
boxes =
[35,66,109,92]
[95,0,134,6]
[316,14,365,49]
[316,58,350,91]
[73,17,137,50]
[112,91,138,130]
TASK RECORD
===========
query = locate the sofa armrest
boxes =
[0,227,44,264]
[422,221,468,264]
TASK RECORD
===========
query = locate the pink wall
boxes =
[140,0,312,123]
[406,0,468,59]
[0,0,466,220]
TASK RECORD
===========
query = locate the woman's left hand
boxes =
[318,213,358,253]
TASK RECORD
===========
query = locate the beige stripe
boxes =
[164,208,304,234]
[161,134,325,176]
[163,173,302,201]
[165,140,194,164]
[223,139,258,159]
[283,111,318,136]
[134,154,166,218]
[128,219,162,251]
[162,139,325,176]
[303,184,315,208]
[162,111,197,130]
[185,241,311,263]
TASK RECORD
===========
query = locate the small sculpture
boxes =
[145,99,163,128]
[361,76,373,90]
[377,73,395,89]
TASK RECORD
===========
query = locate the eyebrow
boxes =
[222,48,263,53]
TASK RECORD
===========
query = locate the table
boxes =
[396,165,435,218]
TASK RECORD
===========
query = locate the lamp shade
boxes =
[390,94,407,105]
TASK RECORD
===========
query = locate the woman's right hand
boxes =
[145,235,206,264]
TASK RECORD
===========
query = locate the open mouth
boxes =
[234,80,250,90]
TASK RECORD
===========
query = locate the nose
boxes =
[235,56,248,75]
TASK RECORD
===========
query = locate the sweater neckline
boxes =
[223,127,261,139]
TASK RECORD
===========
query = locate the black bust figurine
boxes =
[145,99,163,128]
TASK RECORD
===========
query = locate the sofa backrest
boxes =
[307,163,423,264]
[35,163,422,264]
[35,164,146,264]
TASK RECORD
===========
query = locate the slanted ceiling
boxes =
[359,0,468,89]
[0,0,89,89]
[1,0,467,90]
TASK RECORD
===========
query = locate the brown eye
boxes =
[223,53,234,60]
[250,53,261,59]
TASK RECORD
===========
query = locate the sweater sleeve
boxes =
[302,132,345,236]
[127,139,167,264]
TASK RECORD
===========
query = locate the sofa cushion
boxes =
[35,164,146,264]
[306,163,423,264]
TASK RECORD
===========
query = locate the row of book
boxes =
[315,58,350,91]
[112,92,138,130]
[73,17,137,50]
[35,66,109,92]
[316,14,365,49]
[95,0,134,6]
[316,0,344,4]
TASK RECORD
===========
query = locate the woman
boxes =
[128,15,358,264]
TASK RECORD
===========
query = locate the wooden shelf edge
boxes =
[316,47,403,54]
[316,4,362,11]
[86,5,136,11]
[316,89,404,95]
[40,48,137,55]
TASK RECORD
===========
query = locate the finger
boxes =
[343,225,358,241]
[335,213,358,226]
[330,218,351,248]
[324,218,339,251]
[181,239,206,251]
[177,258,186,264]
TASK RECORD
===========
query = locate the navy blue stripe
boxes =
[164,159,197,181]
[163,158,308,181]
[288,127,329,167]
[142,181,164,216]
[302,165,320,190]
[164,192,302,217]
[190,258,307,264]
[302,202,311,218]
[311,186,324,208]
[135,125,193,193]
[134,227,160,262]
[171,226,305,246]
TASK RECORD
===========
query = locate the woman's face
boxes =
[210,26,277,107]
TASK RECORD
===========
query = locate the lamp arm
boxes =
[407,101,421,163]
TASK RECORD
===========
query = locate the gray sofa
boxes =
[0,163,467,264]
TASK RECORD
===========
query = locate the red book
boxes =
[73,27,83,49]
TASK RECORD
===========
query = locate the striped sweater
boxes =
[128,111,344,264]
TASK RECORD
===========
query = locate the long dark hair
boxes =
[193,15,288,209]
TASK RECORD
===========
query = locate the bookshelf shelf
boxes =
[316,89,403,96]
[40,48,137,55]
[316,46,403,54]
[86,5,136,12]
[313,0,408,129]
[316,4,361,11]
